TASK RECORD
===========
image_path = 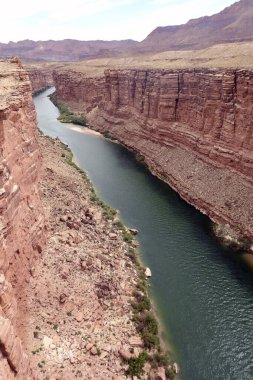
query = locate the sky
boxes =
[0,0,237,43]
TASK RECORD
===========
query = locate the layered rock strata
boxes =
[0,58,46,378]
[26,66,54,94]
[53,68,253,239]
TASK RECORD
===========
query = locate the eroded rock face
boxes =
[0,58,46,378]
[26,66,54,94]
[53,68,253,239]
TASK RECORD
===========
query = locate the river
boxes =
[34,88,253,380]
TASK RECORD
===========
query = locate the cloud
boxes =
[2,0,122,18]
[1,0,133,25]
[47,0,135,22]
[0,0,134,42]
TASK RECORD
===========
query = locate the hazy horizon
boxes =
[0,0,237,43]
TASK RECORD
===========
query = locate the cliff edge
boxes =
[0,58,46,378]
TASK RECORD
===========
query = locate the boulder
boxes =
[145,267,152,278]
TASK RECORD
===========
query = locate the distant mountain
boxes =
[138,0,253,52]
[0,39,137,62]
[0,0,252,61]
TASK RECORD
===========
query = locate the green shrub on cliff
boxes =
[59,113,86,126]
[103,130,116,140]
[131,291,151,313]
[135,311,160,348]
[102,205,117,220]
[149,352,170,367]
[122,229,133,243]
[127,352,148,378]
[142,332,160,349]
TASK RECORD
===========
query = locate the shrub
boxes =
[131,296,151,313]
[142,332,160,349]
[122,229,133,243]
[135,153,145,163]
[167,367,176,380]
[103,130,116,140]
[149,352,170,368]
[113,220,125,230]
[102,205,117,220]
[136,278,147,293]
[49,94,87,126]
[135,311,159,348]
[127,352,148,378]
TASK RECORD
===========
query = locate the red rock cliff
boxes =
[26,65,54,94]
[53,68,253,240]
[0,58,46,378]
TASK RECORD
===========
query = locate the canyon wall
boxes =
[0,58,46,378]
[53,68,253,239]
[26,65,54,94]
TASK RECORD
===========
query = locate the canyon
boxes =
[53,67,253,242]
[0,0,252,378]
[26,64,55,94]
[1,59,174,379]
[1,48,253,380]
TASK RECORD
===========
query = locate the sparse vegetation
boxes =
[148,352,170,368]
[90,193,117,220]
[113,220,125,230]
[168,366,176,380]
[50,93,87,126]
[33,86,51,96]
[59,141,94,192]
[133,311,159,349]
[122,229,134,243]
[142,332,160,349]
[102,205,117,220]
[103,130,116,140]
[32,346,43,355]
[59,138,119,223]
[45,135,174,378]
[135,153,145,163]
[126,246,138,264]
[131,291,151,313]
[126,352,148,379]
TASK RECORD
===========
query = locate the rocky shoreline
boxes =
[18,133,177,379]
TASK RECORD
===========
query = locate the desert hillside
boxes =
[139,0,253,52]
